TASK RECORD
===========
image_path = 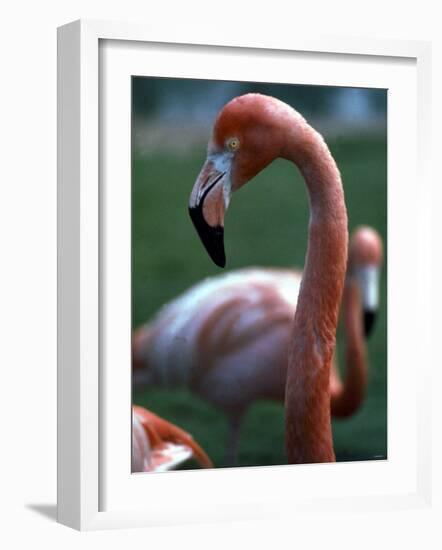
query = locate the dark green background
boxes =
[132,78,387,468]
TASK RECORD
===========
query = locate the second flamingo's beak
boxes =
[188,158,232,268]
[363,310,377,338]
[356,265,380,338]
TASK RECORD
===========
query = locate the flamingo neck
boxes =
[283,122,348,463]
[330,279,367,417]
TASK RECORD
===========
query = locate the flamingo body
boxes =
[134,268,300,413]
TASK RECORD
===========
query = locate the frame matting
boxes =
[57,19,432,531]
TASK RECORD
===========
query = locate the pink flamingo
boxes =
[330,226,383,418]
[188,93,349,463]
[133,227,382,464]
[132,405,213,472]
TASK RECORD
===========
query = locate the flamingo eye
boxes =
[226,137,240,152]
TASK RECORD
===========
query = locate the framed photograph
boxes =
[57,19,432,530]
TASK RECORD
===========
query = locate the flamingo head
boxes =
[348,226,383,337]
[189,94,295,267]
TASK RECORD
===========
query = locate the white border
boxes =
[101,40,416,511]
[57,19,432,531]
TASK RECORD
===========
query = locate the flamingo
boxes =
[188,93,349,463]
[132,405,213,472]
[132,227,382,464]
[330,226,383,418]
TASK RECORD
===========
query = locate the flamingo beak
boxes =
[189,206,226,268]
[189,158,232,268]
[356,265,380,338]
[363,311,376,337]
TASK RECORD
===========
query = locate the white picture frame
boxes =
[57,19,432,531]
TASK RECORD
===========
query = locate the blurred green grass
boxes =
[132,133,387,468]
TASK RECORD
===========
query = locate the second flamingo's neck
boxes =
[330,280,367,417]
[284,121,348,463]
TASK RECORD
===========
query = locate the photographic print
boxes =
[131,78,387,472]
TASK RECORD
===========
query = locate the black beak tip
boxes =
[189,206,226,268]
[363,310,377,338]
[211,248,226,268]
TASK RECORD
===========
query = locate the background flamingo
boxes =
[132,406,213,472]
[133,226,382,464]
[330,226,383,417]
